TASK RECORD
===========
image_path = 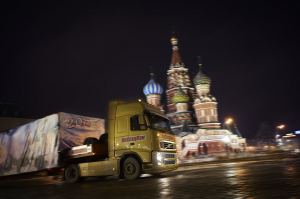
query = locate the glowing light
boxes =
[156,152,163,162]
[276,124,285,129]
[283,134,296,138]
[225,118,233,125]
[246,146,256,152]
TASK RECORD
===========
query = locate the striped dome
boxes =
[143,78,163,96]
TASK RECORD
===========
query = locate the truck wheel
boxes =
[64,164,81,183]
[122,157,141,180]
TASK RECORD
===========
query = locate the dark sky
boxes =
[0,1,299,138]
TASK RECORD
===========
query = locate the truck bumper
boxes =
[142,151,178,174]
[143,163,178,174]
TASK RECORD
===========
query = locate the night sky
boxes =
[1,1,299,138]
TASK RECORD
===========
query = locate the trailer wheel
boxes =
[122,157,141,180]
[64,164,81,183]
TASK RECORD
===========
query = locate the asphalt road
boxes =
[0,155,300,199]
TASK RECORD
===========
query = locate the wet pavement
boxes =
[0,155,299,199]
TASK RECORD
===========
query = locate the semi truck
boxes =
[0,100,178,182]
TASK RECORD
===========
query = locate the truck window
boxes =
[130,115,146,131]
[145,112,171,133]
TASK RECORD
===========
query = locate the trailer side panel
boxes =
[0,114,59,176]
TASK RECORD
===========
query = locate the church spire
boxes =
[197,56,202,68]
[170,35,183,67]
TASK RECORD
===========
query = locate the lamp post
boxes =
[224,117,234,133]
[223,117,245,152]
[275,124,286,148]
[224,117,243,137]
[276,124,286,137]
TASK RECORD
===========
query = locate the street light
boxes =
[275,124,286,146]
[276,124,285,130]
[275,124,286,137]
[224,117,243,138]
[225,117,234,125]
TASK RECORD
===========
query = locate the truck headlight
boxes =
[156,152,163,162]
[153,152,163,166]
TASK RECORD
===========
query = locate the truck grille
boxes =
[163,153,176,165]
[164,160,176,165]
[160,141,176,150]
[153,152,177,166]
[164,153,176,159]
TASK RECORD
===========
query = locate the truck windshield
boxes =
[145,112,172,133]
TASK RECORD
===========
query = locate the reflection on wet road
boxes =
[0,156,300,199]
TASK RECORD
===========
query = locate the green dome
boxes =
[193,66,211,85]
[172,88,190,104]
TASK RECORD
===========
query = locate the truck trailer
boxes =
[0,100,178,182]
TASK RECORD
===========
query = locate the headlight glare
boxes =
[156,152,163,162]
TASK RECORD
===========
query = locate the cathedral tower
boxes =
[166,35,197,133]
[193,57,221,129]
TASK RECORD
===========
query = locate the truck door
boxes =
[115,115,131,152]
[129,114,152,159]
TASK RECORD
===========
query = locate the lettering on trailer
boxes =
[122,135,145,143]
[62,118,96,129]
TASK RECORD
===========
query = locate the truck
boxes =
[0,100,178,182]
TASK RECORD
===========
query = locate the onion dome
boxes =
[143,73,163,96]
[172,87,190,104]
[193,56,211,85]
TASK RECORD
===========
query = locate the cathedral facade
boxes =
[143,36,246,162]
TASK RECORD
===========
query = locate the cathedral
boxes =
[143,35,246,161]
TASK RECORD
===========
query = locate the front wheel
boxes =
[64,164,81,183]
[122,157,141,180]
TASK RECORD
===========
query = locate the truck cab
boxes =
[64,100,177,182]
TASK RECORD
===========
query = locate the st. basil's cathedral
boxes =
[143,35,246,162]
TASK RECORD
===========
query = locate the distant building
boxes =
[281,133,300,151]
[252,122,277,150]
